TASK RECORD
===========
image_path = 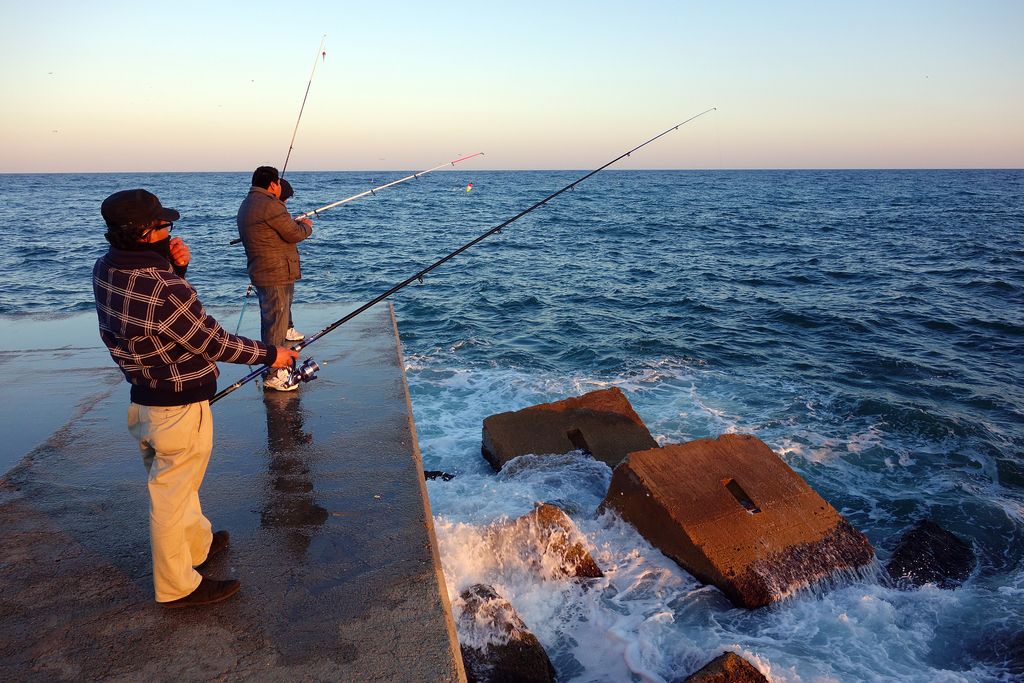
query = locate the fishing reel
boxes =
[282,358,319,388]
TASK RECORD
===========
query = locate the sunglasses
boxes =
[142,221,174,239]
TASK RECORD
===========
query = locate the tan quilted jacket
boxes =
[236,186,312,286]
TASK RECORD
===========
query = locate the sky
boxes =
[0,0,1021,172]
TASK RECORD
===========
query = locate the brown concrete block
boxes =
[603,434,875,609]
[481,387,658,470]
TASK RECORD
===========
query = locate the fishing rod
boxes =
[299,152,485,219]
[233,284,254,335]
[212,108,717,404]
[282,35,327,179]
[228,152,484,245]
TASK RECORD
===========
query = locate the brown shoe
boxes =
[161,577,241,609]
[195,530,230,569]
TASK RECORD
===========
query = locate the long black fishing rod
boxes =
[212,108,716,404]
[282,35,327,178]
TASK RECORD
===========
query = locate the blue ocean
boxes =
[1,169,1022,681]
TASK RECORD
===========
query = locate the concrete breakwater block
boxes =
[486,503,603,579]
[481,387,658,470]
[457,584,556,683]
[603,434,875,609]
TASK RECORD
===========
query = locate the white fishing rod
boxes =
[300,152,484,218]
[281,35,327,178]
[229,152,484,245]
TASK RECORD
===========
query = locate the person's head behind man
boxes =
[101,189,179,249]
[279,178,294,203]
[252,166,282,199]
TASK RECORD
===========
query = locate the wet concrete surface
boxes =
[0,303,466,681]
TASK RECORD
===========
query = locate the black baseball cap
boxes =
[280,178,294,202]
[101,189,180,229]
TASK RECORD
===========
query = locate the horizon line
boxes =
[2,167,1022,175]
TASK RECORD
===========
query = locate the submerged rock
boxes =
[424,470,456,481]
[491,503,603,579]
[886,519,975,588]
[679,652,768,683]
[481,387,657,470]
[457,584,556,683]
[602,434,875,609]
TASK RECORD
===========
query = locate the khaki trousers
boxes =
[128,401,214,602]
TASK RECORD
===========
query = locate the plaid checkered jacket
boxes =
[93,247,275,406]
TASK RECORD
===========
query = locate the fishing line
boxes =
[228,152,484,245]
[212,108,717,403]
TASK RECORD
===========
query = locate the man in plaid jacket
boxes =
[94,189,298,608]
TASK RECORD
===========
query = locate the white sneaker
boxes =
[264,368,298,392]
[285,327,305,342]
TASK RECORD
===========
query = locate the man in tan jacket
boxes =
[236,166,314,391]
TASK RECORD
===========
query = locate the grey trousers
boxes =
[255,283,294,348]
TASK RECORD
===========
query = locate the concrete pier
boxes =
[0,303,466,681]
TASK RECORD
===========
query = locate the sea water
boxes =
[1,169,1022,681]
